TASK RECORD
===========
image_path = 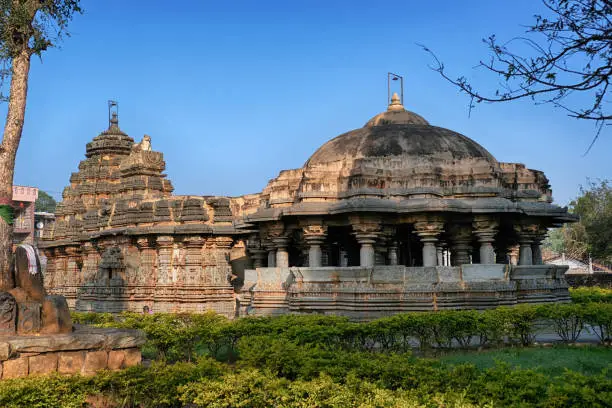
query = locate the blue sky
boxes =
[8,0,611,205]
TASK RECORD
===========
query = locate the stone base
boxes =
[0,325,145,379]
[242,265,570,320]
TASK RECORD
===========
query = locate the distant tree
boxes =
[422,0,611,152]
[546,180,612,262]
[0,0,82,290]
[35,190,56,213]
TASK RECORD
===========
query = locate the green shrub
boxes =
[539,304,585,343]
[582,303,612,344]
[570,287,612,304]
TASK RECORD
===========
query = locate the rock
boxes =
[58,351,85,375]
[41,295,72,334]
[16,302,41,335]
[28,353,58,376]
[2,356,28,378]
[107,350,125,370]
[82,351,107,375]
[0,342,10,361]
[123,348,142,367]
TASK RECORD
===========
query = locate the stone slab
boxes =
[3,356,28,378]
[29,353,58,376]
[107,350,125,370]
[58,351,85,375]
[82,350,108,375]
[0,326,145,354]
[124,348,141,367]
[462,264,506,281]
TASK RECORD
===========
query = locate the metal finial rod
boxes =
[108,100,118,128]
[387,72,404,105]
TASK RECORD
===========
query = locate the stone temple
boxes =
[40,92,575,319]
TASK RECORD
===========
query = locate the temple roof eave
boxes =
[239,197,577,225]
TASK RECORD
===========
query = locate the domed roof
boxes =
[306,93,496,166]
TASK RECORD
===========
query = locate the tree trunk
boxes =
[0,49,31,291]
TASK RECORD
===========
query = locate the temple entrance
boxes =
[326,226,360,267]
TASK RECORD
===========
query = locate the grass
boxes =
[438,345,612,376]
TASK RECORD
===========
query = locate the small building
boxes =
[11,185,38,247]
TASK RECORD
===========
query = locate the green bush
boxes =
[582,302,612,344]
[570,287,612,304]
[539,304,585,343]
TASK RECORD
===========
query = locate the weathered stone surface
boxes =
[0,342,10,361]
[123,348,141,367]
[3,356,28,378]
[0,292,16,335]
[0,326,145,354]
[16,302,41,335]
[41,295,72,334]
[82,351,107,375]
[58,351,85,375]
[28,353,58,376]
[107,350,125,370]
[14,245,45,302]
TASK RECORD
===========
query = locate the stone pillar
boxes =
[473,216,499,264]
[352,222,380,268]
[136,237,156,286]
[183,236,205,286]
[303,225,327,268]
[515,224,540,266]
[267,247,276,267]
[250,250,266,268]
[246,236,266,268]
[532,243,543,265]
[448,224,472,266]
[156,236,174,284]
[339,249,348,267]
[436,246,444,266]
[388,242,399,266]
[81,242,99,283]
[531,229,546,265]
[414,219,444,267]
[273,237,289,268]
[214,237,234,285]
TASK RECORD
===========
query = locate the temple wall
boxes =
[43,234,239,317]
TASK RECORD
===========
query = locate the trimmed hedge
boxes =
[72,301,612,362]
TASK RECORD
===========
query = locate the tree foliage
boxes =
[0,0,81,289]
[423,0,612,152]
[34,190,55,212]
[547,179,612,262]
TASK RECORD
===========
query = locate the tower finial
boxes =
[108,100,119,129]
[387,72,404,108]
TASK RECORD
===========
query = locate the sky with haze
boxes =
[6,0,611,206]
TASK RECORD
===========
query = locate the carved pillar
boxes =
[473,216,499,264]
[531,228,547,265]
[352,222,381,268]
[266,244,276,267]
[436,246,444,266]
[514,224,540,266]
[247,236,266,269]
[213,237,234,285]
[303,225,327,267]
[448,223,472,266]
[414,219,445,267]
[388,242,399,266]
[65,246,82,286]
[135,237,155,285]
[81,242,99,284]
[156,236,174,284]
[183,236,205,285]
[273,237,289,268]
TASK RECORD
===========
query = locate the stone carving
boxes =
[0,292,16,335]
[17,302,42,334]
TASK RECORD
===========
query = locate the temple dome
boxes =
[306,93,496,166]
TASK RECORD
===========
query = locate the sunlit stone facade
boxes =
[41,94,575,318]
